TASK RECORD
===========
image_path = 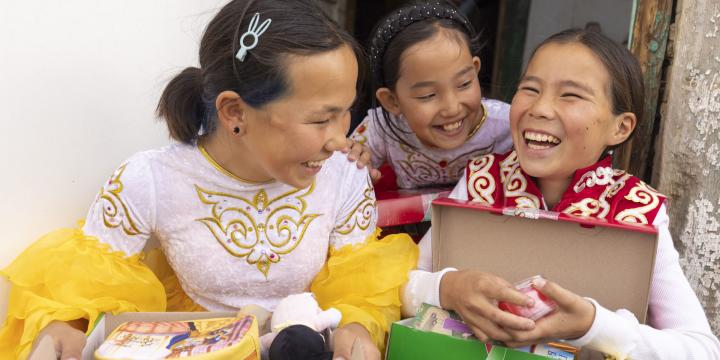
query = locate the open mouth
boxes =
[523,130,561,150]
[434,118,464,133]
[302,159,326,169]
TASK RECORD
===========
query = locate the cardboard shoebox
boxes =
[385,318,489,360]
[385,197,657,360]
[430,197,658,322]
[386,318,578,360]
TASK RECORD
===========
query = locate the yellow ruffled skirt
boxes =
[0,227,417,359]
[312,229,419,352]
[0,227,168,359]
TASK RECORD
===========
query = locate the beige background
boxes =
[0,0,229,321]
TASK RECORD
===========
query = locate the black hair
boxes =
[367,0,483,148]
[157,0,364,143]
[527,29,645,148]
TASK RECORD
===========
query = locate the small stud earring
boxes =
[233,127,240,134]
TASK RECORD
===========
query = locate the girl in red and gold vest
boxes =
[402,29,720,359]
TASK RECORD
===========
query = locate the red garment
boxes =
[465,150,666,225]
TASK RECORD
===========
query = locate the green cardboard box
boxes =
[385,318,580,360]
[385,318,489,360]
[486,346,570,360]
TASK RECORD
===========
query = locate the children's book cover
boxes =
[94,315,258,359]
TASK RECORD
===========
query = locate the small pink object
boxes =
[498,275,557,320]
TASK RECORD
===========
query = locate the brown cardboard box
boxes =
[431,197,658,322]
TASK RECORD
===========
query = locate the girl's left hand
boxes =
[332,323,381,360]
[505,277,596,346]
[342,139,381,182]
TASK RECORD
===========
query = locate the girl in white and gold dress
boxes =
[0,1,417,359]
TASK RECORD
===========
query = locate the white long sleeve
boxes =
[566,204,720,359]
[401,175,469,317]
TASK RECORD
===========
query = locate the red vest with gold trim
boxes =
[465,151,666,225]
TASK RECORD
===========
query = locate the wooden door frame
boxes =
[615,0,674,180]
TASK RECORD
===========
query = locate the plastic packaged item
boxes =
[498,275,557,321]
[413,303,474,339]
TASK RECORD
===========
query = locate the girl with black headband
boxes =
[0,1,417,359]
[350,1,513,189]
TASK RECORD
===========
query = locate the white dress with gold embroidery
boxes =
[350,99,512,189]
[82,143,376,312]
[1,144,418,359]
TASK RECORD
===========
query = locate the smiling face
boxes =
[240,44,358,188]
[380,29,483,150]
[510,42,633,181]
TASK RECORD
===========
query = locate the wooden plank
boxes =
[653,0,720,335]
[491,0,531,102]
[614,0,673,180]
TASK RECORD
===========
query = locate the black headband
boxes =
[368,1,475,85]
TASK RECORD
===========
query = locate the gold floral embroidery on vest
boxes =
[573,166,615,193]
[467,155,496,205]
[614,181,661,224]
[335,176,376,235]
[500,152,541,209]
[397,143,493,186]
[195,183,321,277]
[564,170,630,219]
[98,163,142,236]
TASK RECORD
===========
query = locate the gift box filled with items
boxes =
[386,197,658,360]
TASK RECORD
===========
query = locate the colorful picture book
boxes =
[94,315,259,360]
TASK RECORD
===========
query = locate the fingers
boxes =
[486,307,536,331]
[346,142,363,162]
[362,340,382,360]
[369,168,382,183]
[495,284,534,308]
[468,325,490,343]
[533,278,576,309]
[340,137,353,153]
[464,316,514,342]
[356,146,372,168]
[58,330,86,360]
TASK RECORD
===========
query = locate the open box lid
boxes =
[431,197,658,323]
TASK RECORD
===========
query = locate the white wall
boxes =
[522,0,634,68]
[0,1,226,268]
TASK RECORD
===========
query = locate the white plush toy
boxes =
[260,292,342,355]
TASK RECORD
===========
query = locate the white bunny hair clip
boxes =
[236,12,272,62]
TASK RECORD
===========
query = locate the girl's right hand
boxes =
[34,320,87,360]
[439,270,536,342]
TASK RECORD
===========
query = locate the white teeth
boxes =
[305,160,325,168]
[528,142,553,150]
[441,119,462,132]
[524,131,560,144]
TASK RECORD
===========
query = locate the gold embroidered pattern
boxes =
[195,183,321,277]
[467,155,496,205]
[614,181,661,224]
[98,163,142,236]
[564,170,630,219]
[397,143,493,186]
[573,166,615,193]
[335,176,376,235]
[563,198,603,218]
[500,152,541,209]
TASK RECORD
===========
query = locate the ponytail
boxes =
[156,0,362,144]
[156,67,207,144]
